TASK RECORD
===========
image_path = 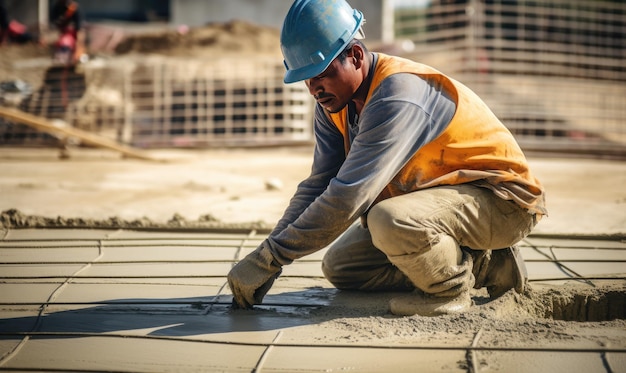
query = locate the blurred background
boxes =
[0,0,624,159]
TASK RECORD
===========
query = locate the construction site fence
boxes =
[395,0,625,158]
[1,56,315,148]
[1,0,625,158]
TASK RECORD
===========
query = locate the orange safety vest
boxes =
[327,53,545,214]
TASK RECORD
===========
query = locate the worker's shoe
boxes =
[466,246,528,299]
[389,290,472,317]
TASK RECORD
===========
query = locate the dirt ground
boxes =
[0,146,624,236]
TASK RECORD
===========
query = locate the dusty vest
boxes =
[327,53,545,214]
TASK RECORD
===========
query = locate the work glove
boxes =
[227,241,282,309]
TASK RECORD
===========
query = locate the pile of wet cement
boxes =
[114,20,281,58]
[304,283,626,348]
[0,208,272,231]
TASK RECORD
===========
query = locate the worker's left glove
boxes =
[227,241,282,309]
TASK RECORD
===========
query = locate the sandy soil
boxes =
[0,146,624,236]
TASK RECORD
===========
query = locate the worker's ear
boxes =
[352,44,364,69]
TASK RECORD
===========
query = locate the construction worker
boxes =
[51,0,85,64]
[227,0,547,316]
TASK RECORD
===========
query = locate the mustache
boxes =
[314,92,333,100]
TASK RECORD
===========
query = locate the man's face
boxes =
[305,50,361,113]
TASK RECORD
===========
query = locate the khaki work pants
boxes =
[321,184,537,296]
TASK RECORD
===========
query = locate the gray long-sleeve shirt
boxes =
[267,56,456,265]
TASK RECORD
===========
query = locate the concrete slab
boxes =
[1,264,87,278]
[3,229,119,240]
[0,311,41,333]
[477,351,610,373]
[264,345,467,372]
[50,283,224,305]
[3,337,267,372]
[518,237,626,286]
[99,244,243,261]
[1,228,625,372]
[0,283,64,303]
[0,245,99,263]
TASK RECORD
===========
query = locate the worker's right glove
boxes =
[227,241,282,309]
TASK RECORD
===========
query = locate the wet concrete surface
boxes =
[0,228,625,372]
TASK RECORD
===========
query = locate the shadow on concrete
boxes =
[0,288,411,338]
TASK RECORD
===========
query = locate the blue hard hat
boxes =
[281,0,365,84]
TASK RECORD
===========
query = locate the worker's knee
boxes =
[320,245,343,281]
[367,202,439,257]
[322,239,412,291]
[321,247,367,290]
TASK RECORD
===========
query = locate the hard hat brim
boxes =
[283,62,328,84]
